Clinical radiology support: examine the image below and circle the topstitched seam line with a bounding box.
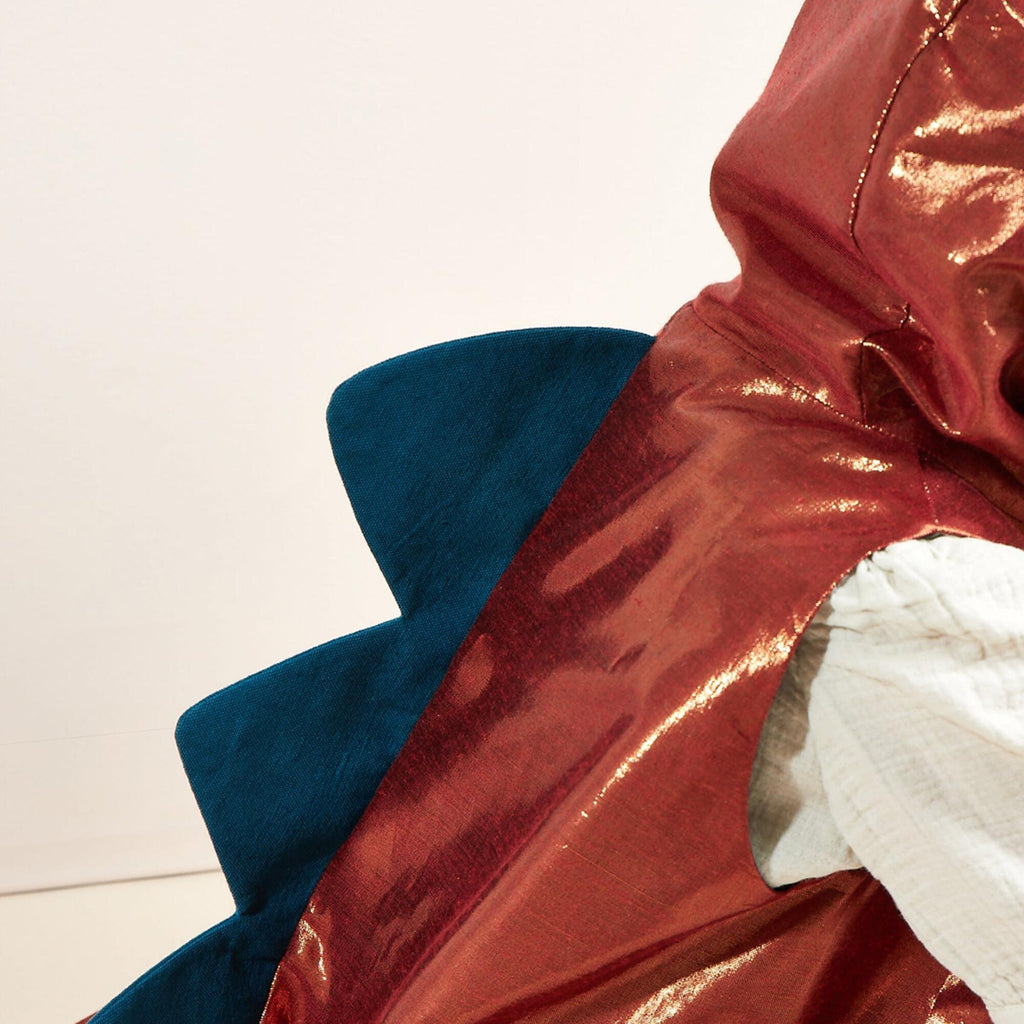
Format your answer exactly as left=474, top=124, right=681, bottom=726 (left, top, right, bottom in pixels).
left=919, top=457, right=940, bottom=526
left=857, top=303, right=912, bottom=427
left=690, top=302, right=901, bottom=436
left=687, top=303, right=1024, bottom=530
left=848, top=0, right=975, bottom=247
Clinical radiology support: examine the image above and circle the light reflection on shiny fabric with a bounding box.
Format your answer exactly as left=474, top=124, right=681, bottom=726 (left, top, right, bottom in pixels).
left=912, top=99, right=1024, bottom=138
left=784, top=496, right=879, bottom=516
left=740, top=377, right=806, bottom=400
left=619, top=943, right=771, bottom=1024
left=888, top=152, right=1024, bottom=264
left=590, top=631, right=794, bottom=809
left=822, top=453, right=894, bottom=472
left=1004, top=0, right=1024, bottom=31
left=924, top=0, right=963, bottom=24
left=815, top=498, right=873, bottom=513
left=926, top=973, right=971, bottom=1024
left=295, top=919, right=327, bottom=984
left=738, top=377, right=833, bottom=406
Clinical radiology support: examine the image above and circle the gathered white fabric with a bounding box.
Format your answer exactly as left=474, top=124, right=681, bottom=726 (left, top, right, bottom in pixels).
left=749, top=534, right=1024, bottom=1021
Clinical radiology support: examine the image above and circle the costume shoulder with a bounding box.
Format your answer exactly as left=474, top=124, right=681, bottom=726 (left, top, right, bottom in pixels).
left=90, top=325, right=653, bottom=1024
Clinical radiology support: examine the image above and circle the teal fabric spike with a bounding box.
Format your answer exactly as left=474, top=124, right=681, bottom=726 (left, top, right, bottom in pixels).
left=89, top=325, right=654, bottom=1024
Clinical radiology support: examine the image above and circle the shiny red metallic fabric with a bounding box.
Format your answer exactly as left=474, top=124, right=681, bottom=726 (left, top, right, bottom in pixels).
left=261, top=0, right=1024, bottom=1020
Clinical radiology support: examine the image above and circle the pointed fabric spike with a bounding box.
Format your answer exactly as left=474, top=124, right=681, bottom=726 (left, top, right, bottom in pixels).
left=176, top=621, right=408, bottom=908
left=88, top=326, right=653, bottom=1024
left=331, top=327, right=656, bottom=616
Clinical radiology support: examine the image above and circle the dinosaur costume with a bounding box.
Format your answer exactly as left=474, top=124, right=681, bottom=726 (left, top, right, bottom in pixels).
left=89, top=0, right=1024, bottom=1020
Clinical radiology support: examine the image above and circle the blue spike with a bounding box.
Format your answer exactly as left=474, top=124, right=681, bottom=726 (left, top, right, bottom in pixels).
left=331, top=327, right=655, bottom=615
left=89, top=326, right=654, bottom=1024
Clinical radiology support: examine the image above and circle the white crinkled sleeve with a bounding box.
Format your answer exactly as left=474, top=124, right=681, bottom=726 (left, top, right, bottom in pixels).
left=805, top=535, right=1024, bottom=1014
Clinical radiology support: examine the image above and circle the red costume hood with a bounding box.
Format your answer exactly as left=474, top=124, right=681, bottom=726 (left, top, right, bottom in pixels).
left=698, top=0, right=1024, bottom=506
left=257, top=2, right=1024, bottom=1021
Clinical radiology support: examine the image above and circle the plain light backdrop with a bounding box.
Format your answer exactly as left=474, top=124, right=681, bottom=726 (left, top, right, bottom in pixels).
left=2, top=0, right=806, bottom=896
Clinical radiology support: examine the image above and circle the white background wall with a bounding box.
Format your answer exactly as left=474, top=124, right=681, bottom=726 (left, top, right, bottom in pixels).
left=1, top=0, right=804, bottom=898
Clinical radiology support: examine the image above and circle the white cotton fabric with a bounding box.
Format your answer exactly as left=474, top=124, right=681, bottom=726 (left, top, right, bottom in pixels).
left=749, top=534, right=1024, bottom=1018
left=991, top=1008, right=1024, bottom=1024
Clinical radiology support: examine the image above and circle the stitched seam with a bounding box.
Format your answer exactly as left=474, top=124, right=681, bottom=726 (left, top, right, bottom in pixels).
left=858, top=331, right=868, bottom=424
left=688, top=303, right=1024, bottom=530
left=691, top=302, right=905, bottom=438
left=919, top=453, right=940, bottom=526
left=857, top=303, right=912, bottom=426
left=848, top=0, right=975, bottom=246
